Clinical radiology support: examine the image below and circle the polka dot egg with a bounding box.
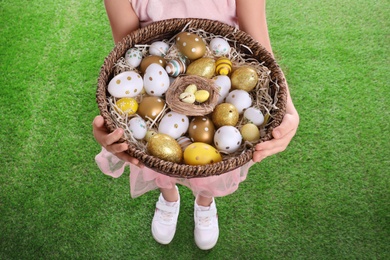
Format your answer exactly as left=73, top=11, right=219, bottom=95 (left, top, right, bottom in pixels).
left=175, top=32, right=206, bottom=60
left=107, top=71, right=143, bottom=98
left=143, top=63, right=170, bottom=97
left=158, top=111, right=189, bottom=139
left=214, top=126, right=242, bottom=154
left=183, top=142, right=222, bottom=165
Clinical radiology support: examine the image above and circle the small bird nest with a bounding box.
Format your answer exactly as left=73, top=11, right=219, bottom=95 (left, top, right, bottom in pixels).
left=165, top=75, right=219, bottom=116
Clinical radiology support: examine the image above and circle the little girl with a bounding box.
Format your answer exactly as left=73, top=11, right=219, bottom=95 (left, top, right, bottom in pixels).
left=94, top=0, right=299, bottom=250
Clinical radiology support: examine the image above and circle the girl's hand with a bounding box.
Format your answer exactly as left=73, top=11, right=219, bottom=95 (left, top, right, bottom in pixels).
left=253, top=99, right=299, bottom=162
left=92, top=115, right=144, bottom=167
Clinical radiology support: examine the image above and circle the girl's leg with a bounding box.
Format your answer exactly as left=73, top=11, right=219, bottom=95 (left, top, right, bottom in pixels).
left=194, top=195, right=219, bottom=250
left=160, top=186, right=179, bottom=202
left=196, top=195, right=213, bottom=206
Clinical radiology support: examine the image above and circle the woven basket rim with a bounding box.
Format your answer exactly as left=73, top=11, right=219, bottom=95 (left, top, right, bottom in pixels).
left=96, top=18, right=287, bottom=178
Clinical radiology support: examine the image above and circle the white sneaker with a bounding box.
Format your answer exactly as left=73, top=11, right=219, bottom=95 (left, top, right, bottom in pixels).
left=151, top=186, right=180, bottom=244
left=194, top=198, right=219, bottom=250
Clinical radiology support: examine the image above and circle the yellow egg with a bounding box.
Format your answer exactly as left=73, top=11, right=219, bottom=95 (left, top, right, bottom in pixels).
left=215, top=57, right=232, bottom=76
left=186, top=58, right=215, bottom=79
left=183, top=142, right=222, bottom=165
left=140, top=55, right=167, bottom=74
left=147, top=134, right=182, bottom=163
left=115, top=97, right=138, bottom=115
left=188, top=116, right=215, bottom=144
left=176, top=32, right=206, bottom=60
left=138, top=96, right=166, bottom=120
left=194, top=90, right=210, bottom=103
left=211, top=103, right=239, bottom=128
left=231, top=66, right=259, bottom=92
left=144, top=130, right=157, bottom=142
left=240, top=123, right=260, bottom=142
left=184, top=84, right=197, bottom=94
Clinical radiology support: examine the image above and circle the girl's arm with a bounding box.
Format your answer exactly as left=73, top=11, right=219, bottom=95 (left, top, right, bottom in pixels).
left=104, top=0, right=140, bottom=44
left=236, top=0, right=300, bottom=162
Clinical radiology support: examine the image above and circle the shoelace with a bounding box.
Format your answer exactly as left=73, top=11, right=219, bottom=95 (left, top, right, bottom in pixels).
left=197, top=216, right=211, bottom=227
left=159, top=210, right=174, bottom=223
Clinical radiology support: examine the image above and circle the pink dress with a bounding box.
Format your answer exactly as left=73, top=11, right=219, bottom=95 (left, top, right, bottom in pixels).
left=95, top=0, right=255, bottom=198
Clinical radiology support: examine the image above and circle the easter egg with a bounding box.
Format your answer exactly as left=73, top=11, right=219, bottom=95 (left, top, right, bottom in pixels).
left=144, top=130, right=157, bottom=142
left=108, top=71, right=143, bottom=98
left=149, top=41, right=169, bottom=57
left=177, top=136, right=193, bottom=151
left=184, top=84, right=197, bottom=94
left=128, top=116, right=147, bottom=140
left=176, top=32, right=206, bottom=60
left=179, top=92, right=195, bottom=104
left=158, top=111, right=189, bottom=139
left=143, top=63, right=170, bottom=97
left=214, top=126, right=242, bottom=153
left=186, top=57, right=215, bottom=79
left=215, top=57, right=232, bottom=76
left=209, top=37, right=230, bottom=56
left=225, top=89, right=252, bottom=114
left=240, top=123, right=260, bottom=142
left=115, top=97, right=138, bottom=116
left=165, top=58, right=186, bottom=77
left=138, top=96, right=165, bottom=120
left=140, top=55, right=167, bottom=74
left=125, top=48, right=143, bottom=68
left=213, top=75, right=231, bottom=104
left=147, top=134, right=182, bottom=163
left=183, top=142, right=222, bottom=165
left=211, top=103, right=239, bottom=128
left=231, top=66, right=258, bottom=92
left=194, top=90, right=210, bottom=103
left=243, top=107, right=264, bottom=126
left=188, top=116, right=215, bottom=144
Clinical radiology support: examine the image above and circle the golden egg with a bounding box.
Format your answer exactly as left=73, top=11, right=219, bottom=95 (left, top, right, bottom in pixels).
left=186, top=57, right=215, bottom=79
left=140, top=55, right=167, bottom=74
left=183, top=142, right=222, bottom=165
left=231, top=66, right=259, bottom=92
left=215, top=57, right=232, bottom=76
left=138, top=96, right=165, bottom=120
left=115, top=97, right=138, bottom=116
left=176, top=32, right=206, bottom=60
left=211, top=103, right=239, bottom=128
left=147, top=134, right=182, bottom=163
left=188, top=116, right=215, bottom=144
left=240, top=123, right=260, bottom=142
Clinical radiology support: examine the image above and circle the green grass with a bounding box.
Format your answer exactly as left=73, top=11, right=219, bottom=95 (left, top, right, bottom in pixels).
left=1, top=0, right=389, bottom=259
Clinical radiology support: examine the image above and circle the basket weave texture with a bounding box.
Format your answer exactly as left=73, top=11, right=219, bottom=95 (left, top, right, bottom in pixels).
left=96, top=18, right=287, bottom=178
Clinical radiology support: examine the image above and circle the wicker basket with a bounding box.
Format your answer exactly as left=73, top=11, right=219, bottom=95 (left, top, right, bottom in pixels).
left=97, top=18, right=287, bottom=178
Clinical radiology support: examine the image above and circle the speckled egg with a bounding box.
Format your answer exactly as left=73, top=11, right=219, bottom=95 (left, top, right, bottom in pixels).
left=211, top=103, right=239, bottom=128
left=175, top=32, right=206, bottom=60
left=108, top=71, right=143, bottom=98
left=231, top=66, right=258, bottom=92
left=125, top=48, right=143, bottom=68
left=214, top=126, right=242, bottom=154
left=209, top=37, right=230, bottom=56
left=188, top=116, right=215, bottom=144
left=128, top=116, right=147, bottom=140
left=147, top=134, right=182, bottom=163
left=183, top=142, right=222, bottom=165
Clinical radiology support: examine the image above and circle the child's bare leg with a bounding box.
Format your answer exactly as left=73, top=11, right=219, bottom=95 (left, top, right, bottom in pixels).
left=160, top=186, right=179, bottom=202
left=196, top=195, right=213, bottom=206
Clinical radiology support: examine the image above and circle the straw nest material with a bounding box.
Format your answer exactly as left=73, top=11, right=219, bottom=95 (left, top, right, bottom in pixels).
left=96, top=18, right=287, bottom=178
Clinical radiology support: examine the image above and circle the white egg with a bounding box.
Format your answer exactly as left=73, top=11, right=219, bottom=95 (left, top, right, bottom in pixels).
left=143, top=63, right=170, bottom=97
left=158, top=112, right=189, bottom=139
left=108, top=71, right=143, bottom=98
left=213, top=75, right=231, bottom=104
left=214, top=126, right=242, bottom=153
left=243, top=107, right=264, bottom=126
left=128, top=117, right=147, bottom=140
left=125, top=48, right=143, bottom=68
left=149, top=41, right=169, bottom=57
left=209, top=37, right=230, bottom=56
left=225, top=89, right=252, bottom=114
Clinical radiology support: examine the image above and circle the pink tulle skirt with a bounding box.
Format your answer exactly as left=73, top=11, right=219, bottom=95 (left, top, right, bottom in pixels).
left=95, top=147, right=254, bottom=198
